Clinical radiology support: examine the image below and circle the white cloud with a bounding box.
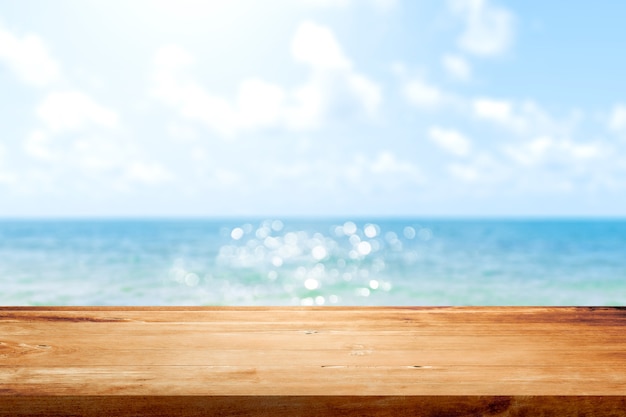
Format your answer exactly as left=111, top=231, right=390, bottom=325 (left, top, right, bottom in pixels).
left=151, top=45, right=233, bottom=135
left=167, top=122, right=198, bottom=142
left=72, top=137, right=132, bottom=172
left=370, top=0, right=398, bottom=11
left=404, top=78, right=445, bottom=108
left=447, top=153, right=506, bottom=185
left=300, top=0, right=396, bottom=10
left=344, top=152, right=423, bottom=187
left=261, top=151, right=422, bottom=195
left=504, top=136, right=550, bottom=165
left=0, top=170, right=17, bottom=185
left=442, top=54, right=471, bottom=80
left=289, top=21, right=381, bottom=121
left=76, top=140, right=176, bottom=188
left=399, top=66, right=463, bottom=111
left=390, top=61, right=407, bottom=77
left=428, top=126, right=471, bottom=156
left=609, top=104, right=626, bottom=131
left=159, top=76, right=288, bottom=136
left=151, top=47, right=287, bottom=135
left=450, top=0, right=514, bottom=56
left=492, top=135, right=624, bottom=195
left=286, top=82, right=325, bottom=130
left=37, top=91, right=119, bottom=133
left=238, top=79, right=287, bottom=128
left=124, top=161, right=173, bottom=185
left=0, top=145, right=16, bottom=185
left=179, top=88, right=238, bottom=136
left=20, top=90, right=140, bottom=195
left=154, top=44, right=195, bottom=77
left=21, top=118, right=173, bottom=194
left=291, top=21, right=351, bottom=71
left=299, top=0, right=351, bottom=8
left=472, top=97, right=575, bottom=137
left=212, top=168, right=242, bottom=187
left=370, top=151, right=421, bottom=179
left=151, top=22, right=381, bottom=136
left=24, top=130, right=56, bottom=161
left=504, top=136, right=603, bottom=166
left=448, top=163, right=480, bottom=182
left=566, top=142, right=601, bottom=159
left=149, top=0, right=233, bottom=19
left=473, top=97, right=515, bottom=124
left=0, top=25, right=60, bottom=86
left=347, top=73, right=381, bottom=116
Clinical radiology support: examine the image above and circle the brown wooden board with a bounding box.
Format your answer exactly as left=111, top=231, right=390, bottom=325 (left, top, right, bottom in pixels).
left=1, top=307, right=625, bottom=416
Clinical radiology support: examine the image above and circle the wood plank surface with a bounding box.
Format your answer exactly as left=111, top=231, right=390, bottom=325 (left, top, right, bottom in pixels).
left=1, top=307, right=625, bottom=416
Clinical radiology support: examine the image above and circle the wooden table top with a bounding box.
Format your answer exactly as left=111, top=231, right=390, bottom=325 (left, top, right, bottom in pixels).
left=1, top=306, right=625, bottom=416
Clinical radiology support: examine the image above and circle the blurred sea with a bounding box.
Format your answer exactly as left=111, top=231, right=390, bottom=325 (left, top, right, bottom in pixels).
left=0, top=218, right=624, bottom=306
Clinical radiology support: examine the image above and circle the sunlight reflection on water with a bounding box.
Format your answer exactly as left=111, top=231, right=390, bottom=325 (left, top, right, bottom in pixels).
left=1, top=219, right=625, bottom=306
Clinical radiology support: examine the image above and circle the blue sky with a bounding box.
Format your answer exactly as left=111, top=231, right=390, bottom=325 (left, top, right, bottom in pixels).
left=1, top=0, right=626, bottom=217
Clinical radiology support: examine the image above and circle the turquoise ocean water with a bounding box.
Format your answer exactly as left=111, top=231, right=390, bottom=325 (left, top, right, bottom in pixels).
left=0, top=219, right=624, bottom=306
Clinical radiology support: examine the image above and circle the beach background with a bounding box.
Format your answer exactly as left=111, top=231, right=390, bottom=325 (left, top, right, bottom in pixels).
left=2, top=218, right=624, bottom=306
left=1, top=1, right=626, bottom=306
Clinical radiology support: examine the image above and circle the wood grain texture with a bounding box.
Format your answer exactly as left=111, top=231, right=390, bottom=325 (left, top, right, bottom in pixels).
left=1, top=307, right=625, bottom=416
